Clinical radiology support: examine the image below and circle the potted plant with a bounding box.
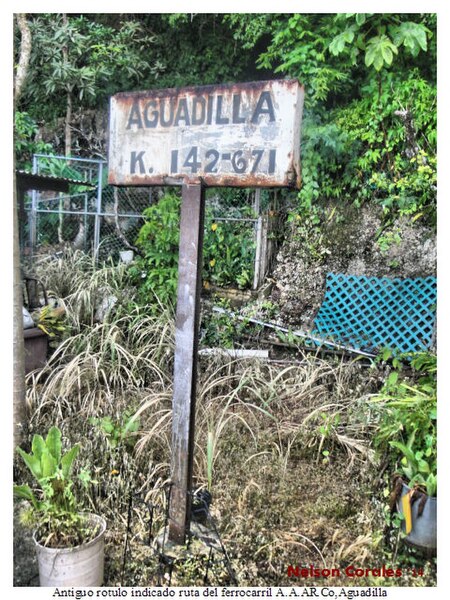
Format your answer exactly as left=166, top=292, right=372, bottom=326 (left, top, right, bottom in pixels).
left=389, top=441, right=437, bottom=552
left=371, top=351, right=437, bottom=552
left=14, top=426, right=106, bottom=586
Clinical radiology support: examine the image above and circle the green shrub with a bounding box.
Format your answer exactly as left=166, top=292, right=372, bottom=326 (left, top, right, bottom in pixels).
left=370, top=352, right=437, bottom=496
left=131, top=192, right=181, bottom=307
left=130, top=192, right=256, bottom=307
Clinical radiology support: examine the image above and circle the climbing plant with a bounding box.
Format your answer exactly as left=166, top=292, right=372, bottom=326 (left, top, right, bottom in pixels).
left=244, top=13, right=437, bottom=228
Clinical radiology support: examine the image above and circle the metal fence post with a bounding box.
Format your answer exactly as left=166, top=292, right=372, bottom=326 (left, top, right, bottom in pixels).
left=93, top=161, right=103, bottom=260
left=253, top=188, right=262, bottom=290
left=29, top=154, right=38, bottom=253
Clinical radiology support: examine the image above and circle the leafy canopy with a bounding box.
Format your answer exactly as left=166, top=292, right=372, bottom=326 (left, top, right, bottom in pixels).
left=15, top=13, right=436, bottom=229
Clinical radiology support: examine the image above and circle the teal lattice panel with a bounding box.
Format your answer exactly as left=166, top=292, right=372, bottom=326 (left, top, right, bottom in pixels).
left=311, top=273, right=437, bottom=354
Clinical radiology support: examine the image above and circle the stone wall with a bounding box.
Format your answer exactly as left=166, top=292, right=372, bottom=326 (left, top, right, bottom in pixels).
left=271, top=203, right=437, bottom=328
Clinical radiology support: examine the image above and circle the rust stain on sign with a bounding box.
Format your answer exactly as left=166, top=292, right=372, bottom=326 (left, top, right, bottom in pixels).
left=108, top=79, right=304, bottom=188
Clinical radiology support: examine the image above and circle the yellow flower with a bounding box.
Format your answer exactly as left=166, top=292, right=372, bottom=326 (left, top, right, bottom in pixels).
left=209, top=259, right=216, bottom=267
left=211, top=223, right=218, bottom=231
left=204, top=281, right=210, bottom=289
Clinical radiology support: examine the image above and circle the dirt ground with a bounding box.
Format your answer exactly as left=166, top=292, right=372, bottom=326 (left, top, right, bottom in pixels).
left=14, top=501, right=40, bottom=586
left=14, top=458, right=437, bottom=589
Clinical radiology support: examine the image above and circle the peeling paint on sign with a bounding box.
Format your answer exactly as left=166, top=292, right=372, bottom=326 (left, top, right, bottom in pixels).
left=108, top=79, right=304, bottom=188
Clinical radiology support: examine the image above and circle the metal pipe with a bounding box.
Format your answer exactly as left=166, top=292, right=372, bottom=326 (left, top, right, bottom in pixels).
left=33, top=208, right=144, bottom=219
left=30, top=154, right=38, bottom=252
left=33, top=153, right=107, bottom=165
left=253, top=189, right=262, bottom=290
left=212, top=306, right=377, bottom=358
left=93, top=162, right=103, bottom=260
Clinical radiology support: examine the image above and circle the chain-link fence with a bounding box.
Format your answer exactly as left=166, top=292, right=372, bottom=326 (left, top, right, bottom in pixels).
left=20, top=154, right=281, bottom=289
left=21, top=154, right=150, bottom=263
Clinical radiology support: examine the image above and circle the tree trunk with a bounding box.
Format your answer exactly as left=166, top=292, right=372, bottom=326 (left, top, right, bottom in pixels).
left=62, top=14, right=72, bottom=157
left=14, top=14, right=31, bottom=106
left=13, top=14, right=31, bottom=448
left=65, top=89, right=72, bottom=157
left=13, top=173, right=27, bottom=449
left=62, top=15, right=72, bottom=245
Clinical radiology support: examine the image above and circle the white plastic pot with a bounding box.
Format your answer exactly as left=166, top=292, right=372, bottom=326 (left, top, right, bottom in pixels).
left=33, top=513, right=106, bottom=587
left=396, top=484, right=436, bottom=551
left=119, top=250, right=134, bottom=264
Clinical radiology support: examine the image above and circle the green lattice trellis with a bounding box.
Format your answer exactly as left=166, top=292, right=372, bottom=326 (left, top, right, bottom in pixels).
left=310, top=273, right=437, bottom=354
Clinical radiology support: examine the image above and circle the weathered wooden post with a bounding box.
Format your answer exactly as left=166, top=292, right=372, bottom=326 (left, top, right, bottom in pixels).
left=108, top=79, right=304, bottom=544
left=169, top=182, right=205, bottom=542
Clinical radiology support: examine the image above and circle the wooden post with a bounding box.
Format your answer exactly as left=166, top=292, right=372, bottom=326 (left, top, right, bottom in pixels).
left=168, top=183, right=205, bottom=544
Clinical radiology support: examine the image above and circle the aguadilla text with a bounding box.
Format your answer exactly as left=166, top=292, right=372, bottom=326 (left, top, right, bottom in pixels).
left=126, top=91, right=276, bottom=130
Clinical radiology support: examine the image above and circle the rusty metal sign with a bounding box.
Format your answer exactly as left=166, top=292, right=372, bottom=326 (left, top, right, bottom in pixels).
left=108, top=79, right=304, bottom=188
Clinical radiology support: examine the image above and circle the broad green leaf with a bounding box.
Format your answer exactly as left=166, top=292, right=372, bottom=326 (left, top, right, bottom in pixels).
left=329, top=29, right=355, bottom=56
left=387, top=371, right=399, bottom=387
left=418, top=460, right=430, bottom=474
left=391, top=22, right=428, bottom=56
left=41, top=447, right=58, bottom=478
left=406, top=430, right=417, bottom=450
left=382, top=348, right=392, bottom=362
left=365, top=35, right=398, bottom=71
left=381, top=45, right=394, bottom=66
left=45, top=426, right=62, bottom=463
left=61, top=445, right=80, bottom=477
left=426, top=474, right=437, bottom=496
left=390, top=440, right=416, bottom=463
left=31, top=435, right=46, bottom=462
left=329, top=36, right=345, bottom=56
left=16, top=447, right=42, bottom=481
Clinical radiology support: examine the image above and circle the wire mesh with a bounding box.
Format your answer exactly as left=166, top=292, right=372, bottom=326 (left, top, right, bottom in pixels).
left=21, top=155, right=281, bottom=290
left=120, top=485, right=237, bottom=587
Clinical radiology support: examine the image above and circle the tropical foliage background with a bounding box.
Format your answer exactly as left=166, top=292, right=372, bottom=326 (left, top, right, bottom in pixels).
left=15, top=13, right=436, bottom=228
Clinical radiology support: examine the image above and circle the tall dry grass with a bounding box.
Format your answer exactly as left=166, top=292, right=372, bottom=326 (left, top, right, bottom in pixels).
left=20, top=250, right=390, bottom=584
